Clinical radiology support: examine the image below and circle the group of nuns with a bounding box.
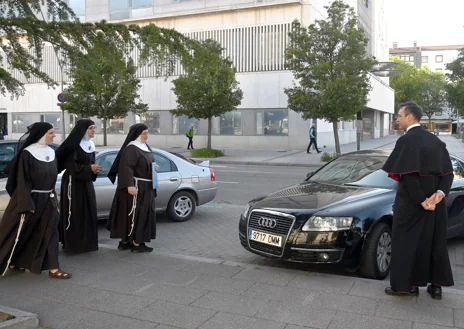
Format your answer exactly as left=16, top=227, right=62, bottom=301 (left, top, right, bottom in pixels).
left=0, top=120, right=157, bottom=279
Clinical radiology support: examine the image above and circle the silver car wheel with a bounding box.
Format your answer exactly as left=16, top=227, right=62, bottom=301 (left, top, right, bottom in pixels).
left=174, top=196, right=193, bottom=218
left=376, top=232, right=392, bottom=273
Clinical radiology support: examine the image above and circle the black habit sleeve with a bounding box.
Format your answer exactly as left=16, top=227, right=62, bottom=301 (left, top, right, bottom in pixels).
left=438, top=174, right=454, bottom=196
left=401, top=173, right=427, bottom=205
left=16, top=152, right=35, bottom=213
left=117, top=146, right=138, bottom=189
left=65, top=150, right=94, bottom=182
left=91, top=152, right=97, bottom=182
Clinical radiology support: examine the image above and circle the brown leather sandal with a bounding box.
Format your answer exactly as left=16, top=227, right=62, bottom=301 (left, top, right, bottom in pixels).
left=49, top=269, right=72, bottom=279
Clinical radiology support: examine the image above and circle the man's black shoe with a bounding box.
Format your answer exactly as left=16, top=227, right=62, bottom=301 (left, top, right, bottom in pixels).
left=385, top=286, right=419, bottom=296
left=427, top=285, right=442, bottom=300
left=118, top=241, right=130, bottom=250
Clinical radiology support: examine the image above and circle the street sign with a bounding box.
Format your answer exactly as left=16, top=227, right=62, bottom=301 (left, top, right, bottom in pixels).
left=57, top=93, right=66, bottom=103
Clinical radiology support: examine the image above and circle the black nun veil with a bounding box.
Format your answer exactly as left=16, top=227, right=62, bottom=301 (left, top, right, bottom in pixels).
left=56, top=119, right=95, bottom=173
left=107, top=123, right=148, bottom=184
left=5, top=122, right=53, bottom=197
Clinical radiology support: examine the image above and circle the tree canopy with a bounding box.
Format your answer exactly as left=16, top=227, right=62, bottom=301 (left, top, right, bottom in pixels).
left=57, top=32, right=148, bottom=146
left=0, top=0, right=197, bottom=99
left=171, top=39, right=243, bottom=150
left=446, top=48, right=464, bottom=117
left=284, top=0, right=376, bottom=154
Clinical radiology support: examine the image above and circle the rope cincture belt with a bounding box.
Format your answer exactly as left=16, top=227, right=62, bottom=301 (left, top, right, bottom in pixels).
left=2, top=189, right=54, bottom=276
left=66, top=176, right=72, bottom=231
left=127, top=177, right=152, bottom=237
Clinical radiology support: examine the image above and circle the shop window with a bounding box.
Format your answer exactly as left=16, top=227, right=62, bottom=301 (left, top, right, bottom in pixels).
left=263, top=110, right=288, bottom=135
left=136, top=111, right=161, bottom=134
left=173, top=115, right=199, bottom=135
left=220, top=112, right=242, bottom=135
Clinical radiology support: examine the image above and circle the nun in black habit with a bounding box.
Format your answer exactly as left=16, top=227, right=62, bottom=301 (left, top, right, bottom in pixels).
left=106, top=123, right=158, bottom=253
left=56, top=119, right=100, bottom=253
left=382, top=101, right=454, bottom=299
left=0, top=122, right=71, bottom=279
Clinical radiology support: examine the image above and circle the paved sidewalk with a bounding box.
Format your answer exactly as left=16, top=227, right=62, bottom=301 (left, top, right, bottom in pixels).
left=0, top=246, right=463, bottom=329
left=172, top=134, right=401, bottom=167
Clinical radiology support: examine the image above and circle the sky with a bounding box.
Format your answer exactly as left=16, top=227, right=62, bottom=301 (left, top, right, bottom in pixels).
left=385, top=0, right=464, bottom=47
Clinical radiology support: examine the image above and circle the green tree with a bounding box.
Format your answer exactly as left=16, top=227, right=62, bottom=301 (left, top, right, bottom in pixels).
left=418, top=69, right=448, bottom=128
left=389, top=57, right=424, bottom=112
left=446, top=49, right=464, bottom=117
left=58, top=33, right=148, bottom=146
left=284, top=0, right=376, bottom=155
left=171, top=39, right=243, bottom=150
left=0, top=0, right=196, bottom=99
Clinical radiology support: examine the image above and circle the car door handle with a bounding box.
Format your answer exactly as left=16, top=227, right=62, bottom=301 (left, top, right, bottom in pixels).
left=170, top=177, right=179, bottom=181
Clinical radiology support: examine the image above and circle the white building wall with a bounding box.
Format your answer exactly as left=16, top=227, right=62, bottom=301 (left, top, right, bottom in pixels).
left=421, top=49, right=460, bottom=73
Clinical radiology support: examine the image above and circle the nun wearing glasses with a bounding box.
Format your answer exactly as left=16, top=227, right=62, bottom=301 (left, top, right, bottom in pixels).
left=56, top=119, right=100, bottom=253
left=0, top=122, right=71, bottom=279
left=107, top=123, right=158, bottom=253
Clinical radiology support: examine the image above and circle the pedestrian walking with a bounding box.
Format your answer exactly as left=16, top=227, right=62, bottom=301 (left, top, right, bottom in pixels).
left=2, top=126, right=8, bottom=140
left=187, top=124, right=195, bottom=150
left=106, top=123, right=158, bottom=253
left=56, top=119, right=100, bottom=253
left=382, top=101, right=454, bottom=299
left=0, top=122, right=71, bottom=279
left=306, top=123, right=321, bottom=154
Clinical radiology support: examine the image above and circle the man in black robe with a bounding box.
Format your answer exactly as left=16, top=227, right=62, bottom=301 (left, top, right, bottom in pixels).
left=382, top=101, right=454, bottom=299
left=56, top=119, right=101, bottom=253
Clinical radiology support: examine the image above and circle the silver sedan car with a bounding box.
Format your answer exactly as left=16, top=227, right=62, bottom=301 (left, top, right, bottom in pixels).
left=0, top=148, right=217, bottom=222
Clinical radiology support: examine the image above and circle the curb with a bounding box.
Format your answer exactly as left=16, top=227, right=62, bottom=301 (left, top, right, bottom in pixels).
left=0, top=306, right=38, bottom=329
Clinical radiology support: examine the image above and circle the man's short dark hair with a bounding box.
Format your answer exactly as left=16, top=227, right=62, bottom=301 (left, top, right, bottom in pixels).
left=399, top=101, right=422, bottom=122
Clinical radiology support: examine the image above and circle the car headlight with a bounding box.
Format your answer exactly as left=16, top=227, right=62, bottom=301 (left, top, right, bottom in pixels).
left=302, top=216, right=353, bottom=231
left=242, top=204, right=251, bottom=220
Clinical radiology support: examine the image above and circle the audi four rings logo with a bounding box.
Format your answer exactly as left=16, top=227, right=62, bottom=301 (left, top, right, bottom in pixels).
left=258, top=217, right=277, bottom=228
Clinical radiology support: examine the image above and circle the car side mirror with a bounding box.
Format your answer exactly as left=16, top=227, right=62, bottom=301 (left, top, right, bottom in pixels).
left=306, top=172, right=313, bottom=178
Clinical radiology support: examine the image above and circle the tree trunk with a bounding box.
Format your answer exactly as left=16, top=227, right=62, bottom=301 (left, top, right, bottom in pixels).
left=103, top=117, right=107, bottom=146
left=333, top=121, right=341, bottom=155
left=207, top=117, right=212, bottom=150
left=429, top=117, right=432, bottom=131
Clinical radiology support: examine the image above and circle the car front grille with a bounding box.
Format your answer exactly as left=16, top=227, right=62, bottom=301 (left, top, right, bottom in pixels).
left=247, top=210, right=296, bottom=257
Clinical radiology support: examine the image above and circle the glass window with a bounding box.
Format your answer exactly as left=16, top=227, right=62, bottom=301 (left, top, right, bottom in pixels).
left=220, top=112, right=242, bottom=135
left=153, top=152, right=174, bottom=173
left=110, top=11, right=130, bottom=20
left=133, top=0, right=152, bottom=8
left=436, top=55, right=443, bottom=63
left=422, top=56, right=428, bottom=63
left=256, top=111, right=263, bottom=135
left=96, top=151, right=118, bottom=177
left=0, top=142, right=17, bottom=176
left=173, top=115, right=199, bottom=135
left=409, top=55, right=414, bottom=62
left=110, top=0, right=128, bottom=11
left=106, top=118, right=125, bottom=134
left=264, top=110, right=288, bottom=135
left=309, top=155, right=397, bottom=188
left=42, top=113, right=62, bottom=134
left=69, top=0, right=85, bottom=15
left=12, top=113, right=41, bottom=133
left=136, top=112, right=160, bottom=134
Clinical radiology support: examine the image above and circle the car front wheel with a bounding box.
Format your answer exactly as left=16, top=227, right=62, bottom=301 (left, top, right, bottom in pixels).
left=359, top=222, right=392, bottom=280
left=167, top=191, right=196, bottom=222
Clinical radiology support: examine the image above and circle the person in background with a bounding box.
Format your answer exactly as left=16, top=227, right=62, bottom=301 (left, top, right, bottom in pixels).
left=0, top=122, right=71, bottom=279
left=107, top=123, right=158, bottom=253
left=382, top=101, right=454, bottom=300
left=307, top=123, right=321, bottom=154
left=56, top=119, right=100, bottom=253
left=187, top=124, right=195, bottom=150
left=3, top=127, right=8, bottom=140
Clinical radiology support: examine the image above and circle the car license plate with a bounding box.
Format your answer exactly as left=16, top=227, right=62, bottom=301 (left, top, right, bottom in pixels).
left=248, top=229, right=282, bottom=247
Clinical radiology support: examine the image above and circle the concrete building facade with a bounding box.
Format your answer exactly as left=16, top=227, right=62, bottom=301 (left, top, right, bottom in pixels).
left=0, top=0, right=394, bottom=148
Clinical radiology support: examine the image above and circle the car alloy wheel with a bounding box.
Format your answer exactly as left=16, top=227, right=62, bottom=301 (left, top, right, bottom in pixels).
left=376, top=232, right=391, bottom=273
left=174, top=196, right=193, bottom=218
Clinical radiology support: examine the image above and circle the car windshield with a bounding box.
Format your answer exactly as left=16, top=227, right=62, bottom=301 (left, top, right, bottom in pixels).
left=308, top=155, right=398, bottom=189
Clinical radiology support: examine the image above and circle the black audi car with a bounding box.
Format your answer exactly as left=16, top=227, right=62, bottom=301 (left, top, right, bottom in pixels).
left=239, top=150, right=464, bottom=280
